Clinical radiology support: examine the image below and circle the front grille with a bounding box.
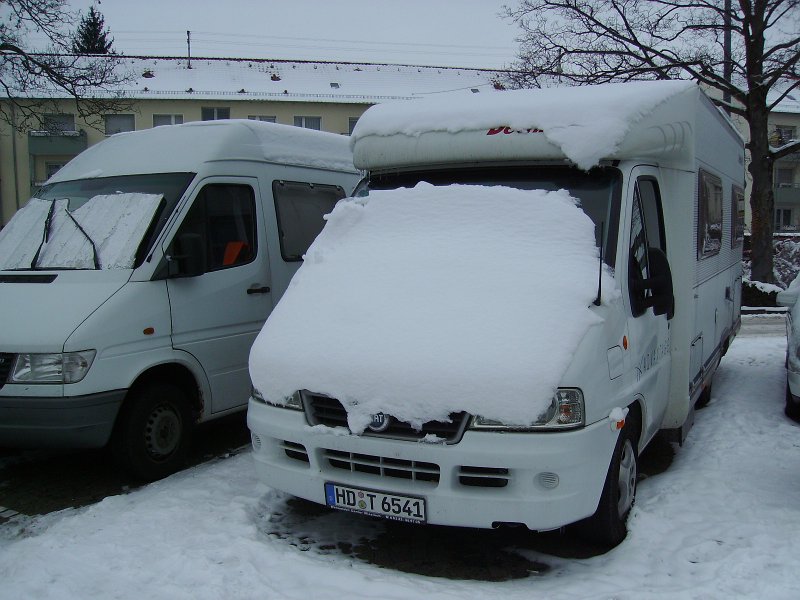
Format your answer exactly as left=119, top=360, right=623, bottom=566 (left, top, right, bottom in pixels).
left=458, top=466, right=510, bottom=488
left=0, top=353, right=14, bottom=390
left=324, top=449, right=440, bottom=484
left=303, top=392, right=469, bottom=443
left=281, top=440, right=310, bottom=464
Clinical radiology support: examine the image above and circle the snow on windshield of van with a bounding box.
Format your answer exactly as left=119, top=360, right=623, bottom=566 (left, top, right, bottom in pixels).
left=351, top=80, right=694, bottom=170
left=0, top=193, right=162, bottom=270
left=249, top=183, right=617, bottom=431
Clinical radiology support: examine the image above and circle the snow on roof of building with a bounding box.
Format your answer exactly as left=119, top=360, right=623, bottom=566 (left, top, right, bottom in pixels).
left=17, top=55, right=502, bottom=104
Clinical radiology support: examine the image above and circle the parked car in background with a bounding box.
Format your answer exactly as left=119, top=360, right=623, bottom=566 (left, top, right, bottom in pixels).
left=777, top=279, right=800, bottom=420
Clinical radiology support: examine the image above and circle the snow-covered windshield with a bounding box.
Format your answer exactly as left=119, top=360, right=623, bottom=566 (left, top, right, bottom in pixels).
left=0, top=173, right=193, bottom=271
left=357, top=165, right=622, bottom=267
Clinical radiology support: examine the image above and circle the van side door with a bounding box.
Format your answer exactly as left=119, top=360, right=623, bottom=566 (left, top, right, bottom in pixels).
left=164, top=177, right=272, bottom=414
left=625, top=167, right=673, bottom=435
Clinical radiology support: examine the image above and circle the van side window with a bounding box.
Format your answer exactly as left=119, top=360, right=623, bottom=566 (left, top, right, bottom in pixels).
left=698, top=170, right=723, bottom=258
left=273, top=180, right=346, bottom=261
left=731, top=185, right=745, bottom=247
left=173, top=183, right=257, bottom=273
left=630, top=186, right=651, bottom=290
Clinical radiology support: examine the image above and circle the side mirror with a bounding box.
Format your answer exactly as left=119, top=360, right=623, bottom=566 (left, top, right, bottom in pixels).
left=168, top=232, right=206, bottom=278
left=645, top=248, right=675, bottom=319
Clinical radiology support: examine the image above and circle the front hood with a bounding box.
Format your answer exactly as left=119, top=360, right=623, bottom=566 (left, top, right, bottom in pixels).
left=0, top=271, right=130, bottom=352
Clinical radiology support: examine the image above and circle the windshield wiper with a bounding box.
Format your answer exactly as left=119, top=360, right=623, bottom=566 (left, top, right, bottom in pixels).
left=65, top=209, right=100, bottom=269
left=29, top=200, right=57, bottom=269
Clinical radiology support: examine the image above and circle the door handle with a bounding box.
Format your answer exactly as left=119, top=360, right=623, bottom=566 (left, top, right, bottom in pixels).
left=247, top=286, right=271, bottom=295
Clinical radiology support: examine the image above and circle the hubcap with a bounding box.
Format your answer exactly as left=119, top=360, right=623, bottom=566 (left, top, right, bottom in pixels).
left=617, top=439, right=637, bottom=517
left=144, top=404, right=182, bottom=460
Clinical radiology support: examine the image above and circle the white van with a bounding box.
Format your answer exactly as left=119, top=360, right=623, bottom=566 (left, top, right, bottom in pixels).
left=247, top=81, right=745, bottom=546
left=0, top=120, right=359, bottom=480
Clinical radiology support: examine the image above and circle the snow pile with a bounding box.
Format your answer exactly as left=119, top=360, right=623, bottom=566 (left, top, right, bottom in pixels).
left=0, top=193, right=162, bottom=270
left=250, top=183, right=613, bottom=431
left=351, top=80, right=695, bottom=170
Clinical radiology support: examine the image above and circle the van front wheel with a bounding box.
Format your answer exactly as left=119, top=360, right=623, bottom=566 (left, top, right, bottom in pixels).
left=112, top=382, right=194, bottom=481
left=572, top=418, right=638, bottom=548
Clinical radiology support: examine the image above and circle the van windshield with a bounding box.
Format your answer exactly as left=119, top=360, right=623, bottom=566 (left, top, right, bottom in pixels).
left=0, top=173, right=193, bottom=271
left=358, top=166, right=622, bottom=268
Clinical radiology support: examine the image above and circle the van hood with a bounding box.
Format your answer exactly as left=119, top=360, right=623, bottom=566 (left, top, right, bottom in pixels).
left=0, top=271, right=130, bottom=352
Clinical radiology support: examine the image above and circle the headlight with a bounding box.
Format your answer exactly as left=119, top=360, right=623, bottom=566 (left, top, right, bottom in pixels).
left=11, top=350, right=96, bottom=384
left=254, top=388, right=303, bottom=411
left=470, top=388, right=585, bottom=431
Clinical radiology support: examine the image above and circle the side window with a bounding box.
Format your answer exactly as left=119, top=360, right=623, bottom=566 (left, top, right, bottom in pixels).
left=698, top=170, right=723, bottom=258
left=629, top=177, right=667, bottom=318
left=731, top=185, right=745, bottom=247
left=630, top=186, right=650, bottom=287
left=172, top=184, right=257, bottom=274
left=273, top=180, right=346, bottom=261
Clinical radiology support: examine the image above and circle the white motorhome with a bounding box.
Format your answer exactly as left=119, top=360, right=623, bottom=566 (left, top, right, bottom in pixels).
left=247, top=81, right=745, bottom=546
left=0, top=120, right=359, bottom=480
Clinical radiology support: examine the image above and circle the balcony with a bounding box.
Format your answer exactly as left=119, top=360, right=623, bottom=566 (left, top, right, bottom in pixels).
left=776, top=183, right=800, bottom=206
left=28, top=129, right=88, bottom=156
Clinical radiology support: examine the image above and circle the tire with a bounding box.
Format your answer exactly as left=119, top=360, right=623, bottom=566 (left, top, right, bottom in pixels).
left=695, top=381, right=713, bottom=409
left=785, top=380, right=800, bottom=422
left=111, top=381, right=194, bottom=482
left=573, top=415, right=639, bottom=548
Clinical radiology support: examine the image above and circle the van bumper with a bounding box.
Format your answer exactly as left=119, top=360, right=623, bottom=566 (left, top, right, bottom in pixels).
left=247, top=399, right=620, bottom=531
left=0, top=390, right=126, bottom=448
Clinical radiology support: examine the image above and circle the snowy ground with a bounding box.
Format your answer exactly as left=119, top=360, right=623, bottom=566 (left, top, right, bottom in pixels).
left=1, top=326, right=799, bottom=600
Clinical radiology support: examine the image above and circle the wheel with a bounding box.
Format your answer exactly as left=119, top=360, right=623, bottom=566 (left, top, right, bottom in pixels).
left=573, top=415, right=639, bottom=548
left=785, top=380, right=800, bottom=422
left=695, top=381, right=713, bottom=409
left=111, top=381, right=194, bottom=481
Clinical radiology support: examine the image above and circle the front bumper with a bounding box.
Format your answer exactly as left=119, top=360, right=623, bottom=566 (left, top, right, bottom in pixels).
left=247, top=399, right=620, bottom=531
left=0, top=390, right=126, bottom=448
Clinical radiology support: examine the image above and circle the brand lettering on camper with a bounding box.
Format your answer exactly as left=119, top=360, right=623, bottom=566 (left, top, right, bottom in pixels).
left=486, top=127, right=544, bottom=136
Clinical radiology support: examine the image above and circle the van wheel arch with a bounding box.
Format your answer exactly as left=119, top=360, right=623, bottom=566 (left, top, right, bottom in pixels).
left=110, top=364, right=202, bottom=481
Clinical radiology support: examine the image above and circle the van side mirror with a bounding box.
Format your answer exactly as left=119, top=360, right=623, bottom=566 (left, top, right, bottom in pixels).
left=643, top=247, right=675, bottom=319
left=168, top=233, right=206, bottom=278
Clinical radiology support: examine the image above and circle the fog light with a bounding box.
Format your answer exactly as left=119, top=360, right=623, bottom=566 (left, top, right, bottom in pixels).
left=537, top=472, right=560, bottom=489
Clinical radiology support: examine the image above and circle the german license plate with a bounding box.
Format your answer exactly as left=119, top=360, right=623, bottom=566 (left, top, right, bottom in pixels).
left=324, top=482, right=426, bottom=523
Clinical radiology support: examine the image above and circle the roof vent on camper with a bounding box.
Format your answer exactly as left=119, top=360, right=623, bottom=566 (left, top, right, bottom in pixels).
left=471, top=88, right=480, bottom=93
left=330, top=82, right=340, bottom=89
left=142, top=69, right=155, bottom=79
left=271, top=73, right=281, bottom=81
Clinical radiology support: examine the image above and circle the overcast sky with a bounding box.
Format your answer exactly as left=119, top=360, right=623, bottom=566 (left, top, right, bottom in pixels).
left=64, top=0, right=521, bottom=69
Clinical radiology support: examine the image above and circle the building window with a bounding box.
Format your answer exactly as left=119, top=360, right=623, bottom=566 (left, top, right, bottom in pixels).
left=201, top=107, right=231, bottom=121
left=776, top=208, right=793, bottom=232
left=153, top=114, right=184, bottom=127
left=41, top=114, right=76, bottom=133
left=248, top=115, right=276, bottom=122
left=776, top=167, right=795, bottom=188
left=45, top=162, right=66, bottom=180
left=774, top=125, right=797, bottom=145
left=348, top=117, right=359, bottom=135
left=293, top=116, right=321, bottom=130
left=697, top=169, right=723, bottom=258
left=104, top=114, right=135, bottom=136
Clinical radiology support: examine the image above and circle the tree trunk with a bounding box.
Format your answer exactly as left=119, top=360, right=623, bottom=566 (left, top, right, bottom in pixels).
left=747, top=100, right=775, bottom=284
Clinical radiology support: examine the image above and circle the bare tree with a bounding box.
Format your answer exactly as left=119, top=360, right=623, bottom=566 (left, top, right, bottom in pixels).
left=505, top=0, right=800, bottom=284
left=0, top=0, right=132, bottom=132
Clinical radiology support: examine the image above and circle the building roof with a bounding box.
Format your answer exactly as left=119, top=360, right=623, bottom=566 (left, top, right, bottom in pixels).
left=42, top=55, right=504, bottom=104
left=770, top=88, right=800, bottom=115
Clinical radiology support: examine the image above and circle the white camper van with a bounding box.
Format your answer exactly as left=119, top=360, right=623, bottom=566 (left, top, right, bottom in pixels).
left=0, top=120, right=359, bottom=480
left=247, top=81, right=745, bottom=546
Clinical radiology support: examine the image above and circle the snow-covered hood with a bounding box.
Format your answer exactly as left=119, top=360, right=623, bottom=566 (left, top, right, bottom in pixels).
left=250, top=183, right=617, bottom=431
left=0, top=271, right=130, bottom=352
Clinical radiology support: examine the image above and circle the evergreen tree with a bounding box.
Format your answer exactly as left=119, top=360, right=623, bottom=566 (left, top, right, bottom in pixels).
left=72, top=5, right=113, bottom=54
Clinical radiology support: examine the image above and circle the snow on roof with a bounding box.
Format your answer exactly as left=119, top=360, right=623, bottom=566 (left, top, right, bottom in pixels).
left=352, top=80, right=699, bottom=170
left=16, top=55, right=501, bottom=104
left=48, top=119, right=357, bottom=182
left=249, top=183, right=613, bottom=431
left=770, top=89, right=800, bottom=114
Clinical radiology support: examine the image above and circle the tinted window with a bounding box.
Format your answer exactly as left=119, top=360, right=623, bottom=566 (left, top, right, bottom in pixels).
left=698, top=170, right=723, bottom=258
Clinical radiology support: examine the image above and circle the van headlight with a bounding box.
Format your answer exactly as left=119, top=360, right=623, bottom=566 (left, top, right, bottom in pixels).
left=470, top=388, right=585, bottom=431
left=253, top=388, right=303, bottom=411
left=10, top=350, right=96, bottom=384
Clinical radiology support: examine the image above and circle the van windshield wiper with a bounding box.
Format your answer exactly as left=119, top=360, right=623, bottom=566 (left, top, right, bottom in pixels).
left=29, top=200, right=57, bottom=269
left=65, top=209, right=101, bottom=269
